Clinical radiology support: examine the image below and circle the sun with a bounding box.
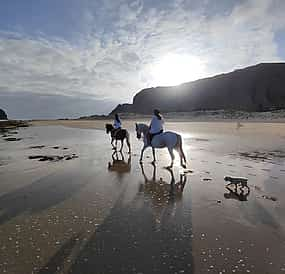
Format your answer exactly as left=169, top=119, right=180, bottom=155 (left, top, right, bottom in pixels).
left=150, top=53, right=205, bottom=86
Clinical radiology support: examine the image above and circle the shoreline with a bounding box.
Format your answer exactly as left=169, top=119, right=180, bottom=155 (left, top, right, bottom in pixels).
left=29, top=119, right=285, bottom=138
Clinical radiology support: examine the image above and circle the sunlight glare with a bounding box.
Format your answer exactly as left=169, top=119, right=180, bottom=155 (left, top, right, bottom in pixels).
left=150, top=53, right=205, bottom=86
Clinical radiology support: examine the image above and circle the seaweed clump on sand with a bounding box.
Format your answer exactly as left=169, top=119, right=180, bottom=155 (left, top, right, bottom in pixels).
left=28, top=154, right=79, bottom=162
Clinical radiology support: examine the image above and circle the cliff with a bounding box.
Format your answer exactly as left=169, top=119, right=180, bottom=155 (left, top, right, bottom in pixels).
left=110, top=63, right=285, bottom=115
left=0, top=109, right=7, bottom=120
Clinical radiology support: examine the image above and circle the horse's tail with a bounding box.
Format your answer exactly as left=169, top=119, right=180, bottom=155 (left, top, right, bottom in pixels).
left=176, top=134, right=186, bottom=164
left=126, top=130, right=131, bottom=152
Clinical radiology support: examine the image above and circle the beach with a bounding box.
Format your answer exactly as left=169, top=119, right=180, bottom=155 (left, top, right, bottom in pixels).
left=1, top=120, right=285, bottom=273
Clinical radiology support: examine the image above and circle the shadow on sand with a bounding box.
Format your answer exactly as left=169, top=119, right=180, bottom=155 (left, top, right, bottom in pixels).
left=63, top=163, right=194, bottom=274
left=38, top=233, right=82, bottom=274
left=0, top=168, right=89, bottom=225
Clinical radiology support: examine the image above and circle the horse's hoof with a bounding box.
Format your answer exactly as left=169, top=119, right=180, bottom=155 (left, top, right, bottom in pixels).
left=182, top=164, right=187, bottom=169
left=151, top=161, right=156, bottom=165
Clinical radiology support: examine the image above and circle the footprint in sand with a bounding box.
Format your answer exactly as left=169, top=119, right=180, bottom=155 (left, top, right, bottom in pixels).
left=261, top=195, right=277, bottom=202
left=29, top=145, right=45, bottom=149
left=248, top=173, right=257, bottom=177
left=254, top=185, right=262, bottom=191
left=270, top=176, right=278, bottom=180
left=202, top=178, right=212, bottom=182
left=184, top=169, right=194, bottom=174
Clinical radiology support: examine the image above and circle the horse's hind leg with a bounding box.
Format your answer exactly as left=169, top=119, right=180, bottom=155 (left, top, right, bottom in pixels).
left=120, top=140, right=123, bottom=152
left=178, top=149, right=187, bottom=168
left=167, top=148, right=175, bottom=168
left=152, top=147, right=156, bottom=164
left=176, top=135, right=187, bottom=168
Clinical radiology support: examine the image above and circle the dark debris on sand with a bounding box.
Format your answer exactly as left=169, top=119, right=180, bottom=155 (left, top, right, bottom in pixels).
left=235, top=150, right=285, bottom=162
left=28, top=154, right=79, bottom=162
left=0, top=120, right=29, bottom=130
left=4, top=137, right=22, bottom=142
left=261, top=195, right=278, bottom=202
left=29, top=145, right=46, bottom=149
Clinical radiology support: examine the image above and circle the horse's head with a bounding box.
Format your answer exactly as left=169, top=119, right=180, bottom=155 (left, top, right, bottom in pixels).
left=135, top=123, right=148, bottom=139
left=105, top=123, right=113, bottom=134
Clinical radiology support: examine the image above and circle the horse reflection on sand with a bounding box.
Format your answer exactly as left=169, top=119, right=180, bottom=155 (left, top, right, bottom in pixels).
left=108, top=151, right=131, bottom=176
left=139, top=163, right=187, bottom=230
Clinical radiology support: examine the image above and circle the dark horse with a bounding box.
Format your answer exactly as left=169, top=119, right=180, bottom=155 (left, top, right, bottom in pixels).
left=105, top=124, right=131, bottom=153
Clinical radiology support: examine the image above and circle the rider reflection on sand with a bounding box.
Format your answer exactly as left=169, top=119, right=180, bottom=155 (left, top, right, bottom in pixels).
left=108, top=151, right=131, bottom=180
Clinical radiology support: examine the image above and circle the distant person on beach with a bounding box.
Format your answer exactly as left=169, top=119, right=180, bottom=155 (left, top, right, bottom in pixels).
left=113, top=113, right=122, bottom=137
left=149, top=109, right=164, bottom=144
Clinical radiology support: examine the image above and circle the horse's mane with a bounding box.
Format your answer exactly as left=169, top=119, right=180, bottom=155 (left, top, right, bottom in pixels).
left=137, top=123, right=149, bottom=129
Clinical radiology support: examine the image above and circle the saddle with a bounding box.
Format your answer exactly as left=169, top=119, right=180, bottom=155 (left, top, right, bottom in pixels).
left=112, top=128, right=122, bottom=138
left=149, top=130, right=163, bottom=145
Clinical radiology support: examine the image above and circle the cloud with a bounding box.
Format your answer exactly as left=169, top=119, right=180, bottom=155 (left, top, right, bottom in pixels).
left=0, top=0, right=284, bottom=118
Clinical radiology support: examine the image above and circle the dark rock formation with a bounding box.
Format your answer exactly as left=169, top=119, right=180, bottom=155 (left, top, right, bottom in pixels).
left=0, top=109, right=7, bottom=120
left=0, top=120, right=29, bottom=129
left=110, top=63, right=285, bottom=115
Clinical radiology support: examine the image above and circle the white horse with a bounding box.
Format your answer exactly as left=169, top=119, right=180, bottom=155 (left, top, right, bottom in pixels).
left=135, top=123, right=187, bottom=168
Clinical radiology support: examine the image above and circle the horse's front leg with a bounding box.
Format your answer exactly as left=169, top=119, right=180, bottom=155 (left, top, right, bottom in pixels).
left=167, top=147, right=175, bottom=169
left=120, top=140, right=123, bottom=152
left=140, top=145, right=147, bottom=163
left=111, top=138, right=116, bottom=150
left=152, top=147, right=156, bottom=165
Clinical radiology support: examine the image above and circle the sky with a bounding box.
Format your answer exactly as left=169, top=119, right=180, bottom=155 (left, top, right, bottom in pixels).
left=0, top=0, right=285, bottom=119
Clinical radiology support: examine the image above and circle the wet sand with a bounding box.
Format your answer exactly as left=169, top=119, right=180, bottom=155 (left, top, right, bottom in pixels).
left=1, top=122, right=285, bottom=273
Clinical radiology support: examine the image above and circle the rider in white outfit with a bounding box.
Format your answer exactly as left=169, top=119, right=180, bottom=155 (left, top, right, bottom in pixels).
left=149, top=109, right=164, bottom=144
